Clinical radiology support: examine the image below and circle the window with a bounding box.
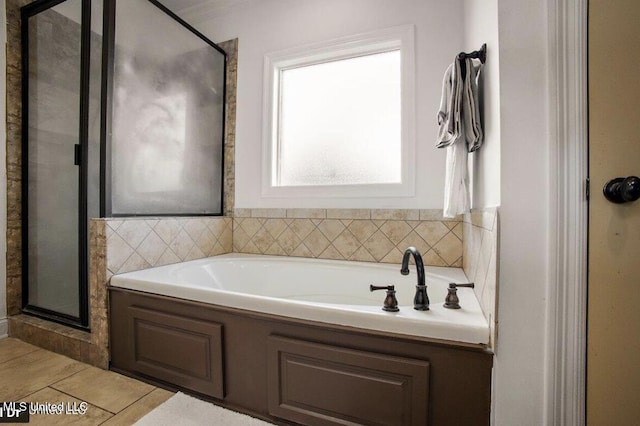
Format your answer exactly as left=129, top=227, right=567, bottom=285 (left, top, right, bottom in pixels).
left=262, top=25, right=415, bottom=198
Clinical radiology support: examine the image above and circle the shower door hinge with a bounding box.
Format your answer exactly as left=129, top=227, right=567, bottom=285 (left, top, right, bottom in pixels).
left=74, top=144, right=81, bottom=166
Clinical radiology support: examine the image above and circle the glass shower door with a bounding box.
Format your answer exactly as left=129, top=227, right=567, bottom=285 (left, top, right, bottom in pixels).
left=22, top=0, right=91, bottom=326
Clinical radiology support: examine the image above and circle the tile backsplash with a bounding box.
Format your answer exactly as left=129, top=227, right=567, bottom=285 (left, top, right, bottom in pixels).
left=463, top=207, right=499, bottom=349
left=233, top=208, right=463, bottom=267
left=105, top=217, right=233, bottom=276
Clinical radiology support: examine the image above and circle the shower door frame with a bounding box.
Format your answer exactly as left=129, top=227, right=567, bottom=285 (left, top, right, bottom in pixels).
left=20, top=0, right=92, bottom=329
left=100, top=0, right=228, bottom=218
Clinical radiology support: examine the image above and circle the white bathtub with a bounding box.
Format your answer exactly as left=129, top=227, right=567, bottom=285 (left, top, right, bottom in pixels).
left=109, top=254, right=489, bottom=345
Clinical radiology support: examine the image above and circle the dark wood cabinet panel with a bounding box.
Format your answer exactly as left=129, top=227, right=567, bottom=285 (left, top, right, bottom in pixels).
left=267, top=335, right=429, bottom=425
left=110, top=288, right=492, bottom=425
left=117, top=304, right=224, bottom=398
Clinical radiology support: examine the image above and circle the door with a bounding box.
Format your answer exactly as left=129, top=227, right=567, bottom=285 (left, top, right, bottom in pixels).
left=587, top=1, right=640, bottom=424
left=21, top=0, right=95, bottom=327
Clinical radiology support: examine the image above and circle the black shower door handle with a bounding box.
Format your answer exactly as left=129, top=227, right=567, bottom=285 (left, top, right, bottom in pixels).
left=74, top=144, right=82, bottom=166
left=603, top=176, right=640, bottom=203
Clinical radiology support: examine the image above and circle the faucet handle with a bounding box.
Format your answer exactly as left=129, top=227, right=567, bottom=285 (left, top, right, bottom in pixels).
left=444, top=283, right=475, bottom=309
left=370, top=285, right=399, bottom=312
left=370, top=285, right=394, bottom=291
left=444, top=286, right=461, bottom=309
left=449, top=282, right=475, bottom=289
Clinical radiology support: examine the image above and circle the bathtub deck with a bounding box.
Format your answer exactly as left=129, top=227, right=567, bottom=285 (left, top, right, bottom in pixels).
left=110, top=254, right=490, bottom=345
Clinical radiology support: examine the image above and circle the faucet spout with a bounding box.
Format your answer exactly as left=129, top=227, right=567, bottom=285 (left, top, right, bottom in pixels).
left=401, top=247, right=425, bottom=286
left=400, top=247, right=429, bottom=310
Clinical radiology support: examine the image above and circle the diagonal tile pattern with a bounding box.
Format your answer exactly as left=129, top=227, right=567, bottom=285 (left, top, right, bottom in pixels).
left=106, top=217, right=233, bottom=275
left=463, top=207, right=499, bottom=348
left=232, top=209, right=463, bottom=267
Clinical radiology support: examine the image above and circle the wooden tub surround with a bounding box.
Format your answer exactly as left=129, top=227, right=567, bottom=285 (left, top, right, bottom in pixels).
left=110, top=288, right=493, bottom=425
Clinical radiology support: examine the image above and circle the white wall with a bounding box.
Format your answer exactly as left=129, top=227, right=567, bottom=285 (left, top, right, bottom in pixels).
left=463, top=0, right=501, bottom=209
left=460, top=0, right=552, bottom=424
left=492, top=0, right=551, bottom=424
left=193, top=0, right=466, bottom=209
left=0, top=0, right=7, bottom=339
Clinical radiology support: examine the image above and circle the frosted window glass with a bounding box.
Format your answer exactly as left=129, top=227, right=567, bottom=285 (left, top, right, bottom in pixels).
left=110, top=0, right=225, bottom=215
left=278, top=50, right=401, bottom=186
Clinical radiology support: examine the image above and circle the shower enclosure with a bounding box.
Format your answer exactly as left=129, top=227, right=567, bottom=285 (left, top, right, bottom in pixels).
left=21, top=0, right=226, bottom=328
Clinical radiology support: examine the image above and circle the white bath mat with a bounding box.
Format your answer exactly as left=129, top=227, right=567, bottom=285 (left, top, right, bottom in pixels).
left=133, top=392, right=275, bottom=426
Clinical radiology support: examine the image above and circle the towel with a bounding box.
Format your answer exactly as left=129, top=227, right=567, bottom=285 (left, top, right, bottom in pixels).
left=462, top=58, right=483, bottom=152
left=436, top=56, right=483, bottom=218
left=435, top=61, right=462, bottom=148
left=442, top=137, right=470, bottom=218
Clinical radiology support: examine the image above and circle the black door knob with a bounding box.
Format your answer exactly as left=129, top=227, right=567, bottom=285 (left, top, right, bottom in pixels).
left=603, top=176, right=640, bottom=203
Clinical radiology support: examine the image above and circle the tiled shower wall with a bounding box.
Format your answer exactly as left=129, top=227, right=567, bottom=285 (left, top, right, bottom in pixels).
left=5, top=0, right=30, bottom=319
left=218, top=38, right=237, bottom=217
left=463, top=208, right=499, bottom=348
left=234, top=208, right=463, bottom=267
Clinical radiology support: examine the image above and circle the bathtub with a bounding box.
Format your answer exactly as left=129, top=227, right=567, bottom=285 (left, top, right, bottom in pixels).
left=109, top=253, right=489, bottom=345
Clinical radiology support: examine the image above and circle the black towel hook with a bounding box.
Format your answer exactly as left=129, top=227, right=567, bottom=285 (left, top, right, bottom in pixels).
left=458, top=43, right=487, bottom=64
left=457, top=43, right=486, bottom=79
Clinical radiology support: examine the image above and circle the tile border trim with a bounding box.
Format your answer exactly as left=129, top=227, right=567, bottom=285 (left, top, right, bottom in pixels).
left=235, top=208, right=462, bottom=222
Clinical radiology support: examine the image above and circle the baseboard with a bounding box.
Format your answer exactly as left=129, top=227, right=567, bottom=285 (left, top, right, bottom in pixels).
left=0, top=317, right=8, bottom=339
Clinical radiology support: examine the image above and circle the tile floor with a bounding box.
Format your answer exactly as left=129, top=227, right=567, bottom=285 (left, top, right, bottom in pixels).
left=0, top=337, right=174, bottom=425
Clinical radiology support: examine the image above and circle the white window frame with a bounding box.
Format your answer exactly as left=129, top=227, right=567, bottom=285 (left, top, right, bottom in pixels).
left=261, top=24, right=416, bottom=198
